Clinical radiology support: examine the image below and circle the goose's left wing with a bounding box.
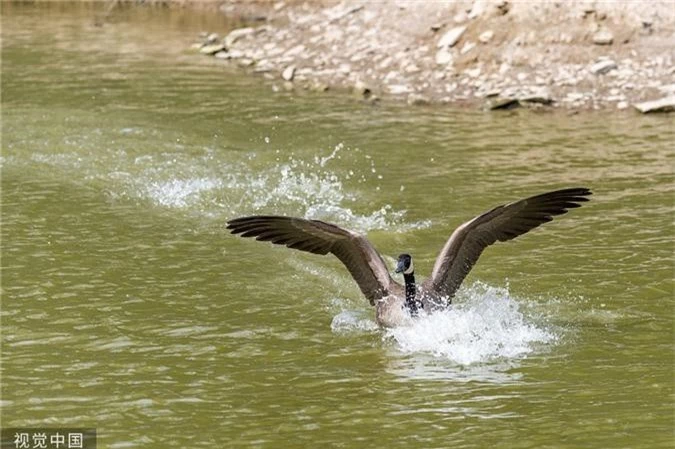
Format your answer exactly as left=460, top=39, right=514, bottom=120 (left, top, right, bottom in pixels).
left=422, top=188, right=592, bottom=300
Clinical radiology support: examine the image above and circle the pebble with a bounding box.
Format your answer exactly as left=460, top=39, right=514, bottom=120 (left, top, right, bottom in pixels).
left=453, top=11, right=468, bottom=23
left=590, top=59, right=618, bottom=75
left=200, top=43, right=226, bottom=55
left=468, top=0, right=487, bottom=19
left=593, top=29, right=614, bottom=45
left=285, top=44, right=306, bottom=57
left=567, top=92, right=585, bottom=101
left=229, top=49, right=244, bottom=59
left=465, top=67, right=482, bottom=78
left=407, top=93, right=430, bottom=106
left=437, top=26, right=467, bottom=48
left=225, top=27, right=256, bottom=48
left=479, top=30, right=495, bottom=43
left=383, top=71, right=399, bottom=83
left=435, top=48, right=453, bottom=65
left=254, top=62, right=274, bottom=73
left=378, top=56, right=393, bottom=69
left=520, top=90, right=553, bottom=105
left=388, top=84, right=412, bottom=95
left=445, top=82, right=458, bottom=93
left=337, top=64, right=351, bottom=75
left=282, top=65, right=296, bottom=81
left=460, top=41, right=476, bottom=55
left=353, top=79, right=371, bottom=96
left=404, top=64, right=421, bottom=74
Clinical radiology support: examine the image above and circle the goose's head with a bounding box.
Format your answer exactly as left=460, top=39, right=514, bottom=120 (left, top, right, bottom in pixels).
left=395, top=253, right=414, bottom=275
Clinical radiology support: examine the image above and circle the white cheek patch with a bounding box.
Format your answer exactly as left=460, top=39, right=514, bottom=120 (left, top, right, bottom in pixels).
left=404, top=260, right=414, bottom=274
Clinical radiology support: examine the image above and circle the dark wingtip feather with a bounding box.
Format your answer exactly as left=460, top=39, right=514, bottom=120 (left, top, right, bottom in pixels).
left=531, top=187, right=592, bottom=212
left=227, top=215, right=286, bottom=233
left=562, top=187, right=592, bottom=198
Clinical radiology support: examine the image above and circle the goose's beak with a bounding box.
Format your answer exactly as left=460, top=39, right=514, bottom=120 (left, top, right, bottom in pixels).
left=395, top=260, right=405, bottom=273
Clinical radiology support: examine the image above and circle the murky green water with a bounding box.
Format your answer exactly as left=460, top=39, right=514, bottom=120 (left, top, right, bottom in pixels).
left=2, top=4, right=674, bottom=448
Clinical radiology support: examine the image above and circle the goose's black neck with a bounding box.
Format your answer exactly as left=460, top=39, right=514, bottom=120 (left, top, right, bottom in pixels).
left=403, top=273, right=422, bottom=315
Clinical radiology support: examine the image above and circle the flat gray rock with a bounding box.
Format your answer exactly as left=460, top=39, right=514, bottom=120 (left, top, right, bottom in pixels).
left=633, top=96, right=675, bottom=113
left=520, top=92, right=553, bottom=105
left=489, top=97, right=521, bottom=110
left=200, top=43, right=226, bottom=55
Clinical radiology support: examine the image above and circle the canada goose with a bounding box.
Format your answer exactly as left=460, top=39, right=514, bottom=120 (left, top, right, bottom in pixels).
left=227, top=187, right=591, bottom=327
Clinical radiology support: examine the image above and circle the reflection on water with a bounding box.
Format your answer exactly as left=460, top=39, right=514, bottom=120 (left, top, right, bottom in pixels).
left=2, top=4, right=674, bottom=449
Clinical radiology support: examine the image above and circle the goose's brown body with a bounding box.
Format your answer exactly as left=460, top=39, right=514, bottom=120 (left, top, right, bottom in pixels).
left=227, top=188, right=592, bottom=327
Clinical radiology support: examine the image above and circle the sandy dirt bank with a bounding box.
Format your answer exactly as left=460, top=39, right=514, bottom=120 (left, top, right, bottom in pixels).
left=159, top=0, right=674, bottom=111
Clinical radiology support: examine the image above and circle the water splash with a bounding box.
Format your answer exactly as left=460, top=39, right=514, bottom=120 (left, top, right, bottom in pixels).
left=214, top=143, right=429, bottom=232
left=143, top=177, right=223, bottom=208
left=331, top=282, right=556, bottom=365
left=22, top=139, right=429, bottom=232
left=384, top=283, right=556, bottom=365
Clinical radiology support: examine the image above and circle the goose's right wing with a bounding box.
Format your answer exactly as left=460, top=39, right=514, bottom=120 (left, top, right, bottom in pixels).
left=227, top=216, right=400, bottom=304
left=423, top=188, right=592, bottom=300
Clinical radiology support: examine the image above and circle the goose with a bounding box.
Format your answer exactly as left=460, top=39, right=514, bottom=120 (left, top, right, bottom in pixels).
left=227, top=187, right=591, bottom=327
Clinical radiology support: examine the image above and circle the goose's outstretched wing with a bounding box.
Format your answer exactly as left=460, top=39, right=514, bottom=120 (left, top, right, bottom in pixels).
left=422, top=188, right=592, bottom=299
left=227, top=216, right=400, bottom=304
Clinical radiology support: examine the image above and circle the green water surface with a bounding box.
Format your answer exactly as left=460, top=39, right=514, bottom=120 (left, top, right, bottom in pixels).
left=2, top=3, right=674, bottom=448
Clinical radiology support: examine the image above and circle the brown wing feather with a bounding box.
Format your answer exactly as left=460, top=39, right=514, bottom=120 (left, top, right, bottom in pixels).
left=227, top=216, right=400, bottom=303
left=422, top=188, right=592, bottom=299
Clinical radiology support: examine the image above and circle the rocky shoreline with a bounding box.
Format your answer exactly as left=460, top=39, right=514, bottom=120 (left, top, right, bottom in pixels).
left=188, top=0, right=675, bottom=112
